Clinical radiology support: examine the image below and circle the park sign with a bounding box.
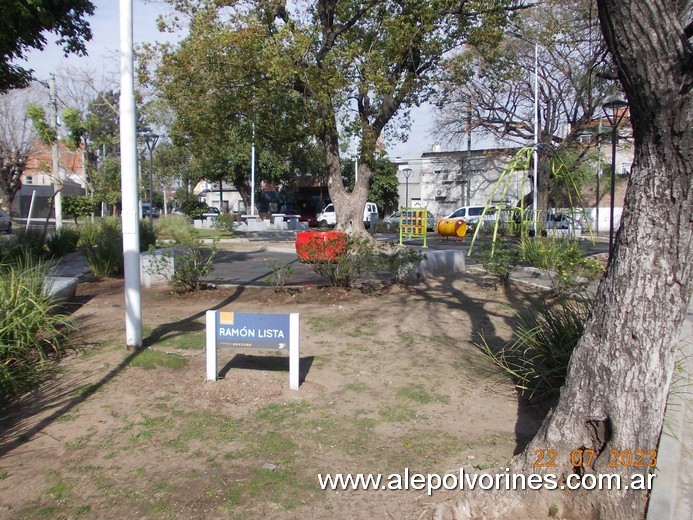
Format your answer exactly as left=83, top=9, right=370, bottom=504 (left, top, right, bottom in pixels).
left=205, top=311, right=300, bottom=390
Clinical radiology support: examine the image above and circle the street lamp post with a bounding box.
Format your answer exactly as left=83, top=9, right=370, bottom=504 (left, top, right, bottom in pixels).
left=142, top=133, right=159, bottom=223
left=602, top=99, right=628, bottom=259
left=402, top=168, right=412, bottom=207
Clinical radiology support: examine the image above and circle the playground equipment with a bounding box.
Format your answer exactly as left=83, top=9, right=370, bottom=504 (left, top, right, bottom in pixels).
left=436, top=218, right=467, bottom=240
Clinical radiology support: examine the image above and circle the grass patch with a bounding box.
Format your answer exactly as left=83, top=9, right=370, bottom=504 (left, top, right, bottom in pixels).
left=255, top=401, right=311, bottom=426
left=128, top=350, right=188, bottom=370
left=378, top=404, right=417, bottom=422
left=47, top=480, right=72, bottom=501
left=396, top=384, right=450, bottom=405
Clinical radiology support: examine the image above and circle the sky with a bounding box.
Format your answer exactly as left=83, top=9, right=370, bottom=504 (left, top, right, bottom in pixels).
left=22, top=0, right=440, bottom=159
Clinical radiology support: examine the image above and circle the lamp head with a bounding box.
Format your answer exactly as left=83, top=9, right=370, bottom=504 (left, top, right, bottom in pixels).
left=602, top=99, right=628, bottom=126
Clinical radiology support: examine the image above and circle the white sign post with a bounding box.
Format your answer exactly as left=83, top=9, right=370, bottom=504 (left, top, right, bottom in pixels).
left=206, top=311, right=300, bottom=390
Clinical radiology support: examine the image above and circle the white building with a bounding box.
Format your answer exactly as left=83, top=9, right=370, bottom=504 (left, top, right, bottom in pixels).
left=394, top=147, right=531, bottom=218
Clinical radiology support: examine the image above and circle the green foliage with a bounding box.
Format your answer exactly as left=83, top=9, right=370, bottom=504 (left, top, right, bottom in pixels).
left=45, top=226, right=81, bottom=258
left=168, top=245, right=217, bottom=293
left=62, top=196, right=96, bottom=223
left=148, top=219, right=217, bottom=293
left=77, top=219, right=123, bottom=276
left=519, top=237, right=604, bottom=292
left=303, top=235, right=425, bottom=287
left=155, top=215, right=196, bottom=244
left=6, top=227, right=47, bottom=261
left=212, top=213, right=237, bottom=233
left=264, top=261, right=296, bottom=289
left=26, top=104, right=56, bottom=145
left=139, top=220, right=158, bottom=252
left=0, top=258, right=79, bottom=401
left=477, top=296, right=592, bottom=404
left=480, top=239, right=520, bottom=285
left=0, top=0, right=95, bottom=92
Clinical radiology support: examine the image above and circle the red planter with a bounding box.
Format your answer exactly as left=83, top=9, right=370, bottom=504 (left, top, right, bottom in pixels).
left=295, top=231, right=347, bottom=262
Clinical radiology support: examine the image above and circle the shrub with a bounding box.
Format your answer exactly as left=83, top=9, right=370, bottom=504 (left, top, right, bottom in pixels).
left=149, top=218, right=217, bottom=293
left=264, top=261, right=297, bottom=289
left=303, top=235, right=375, bottom=287
left=477, top=295, right=592, bottom=404
left=139, top=219, right=158, bottom=252
left=479, top=239, right=520, bottom=285
left=375, top=246, right=426, bottom=284
left=12, top=227, right=47, bottom=260
left=62, top=195, right=97, bottom=224
left=45, top=226, right=81, bottom=258
left=0, top=258, right=79, bottom=401
left=78, top=218, right=123, bottom=276
left=212, top=213, right=237, bottom=233
left=519, top=237, right=604, bottom=292
left=156, top=215, right=197, bottom=244
left=302, top=235, right=425, bottom=287
left=167, top=244, right=218, bottom=293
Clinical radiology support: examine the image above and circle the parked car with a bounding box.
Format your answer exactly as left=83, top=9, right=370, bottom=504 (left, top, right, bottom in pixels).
left=543, top=213, right=583, bottom=237
left=141, top=203, right=160, bottom=218
left=316, top=202, right=379, bottom=228
left=0, top=208, right=11, bottom=234
left=444, top=205, right=498, bottom=227
left=383, top=210, right=437, bottom=231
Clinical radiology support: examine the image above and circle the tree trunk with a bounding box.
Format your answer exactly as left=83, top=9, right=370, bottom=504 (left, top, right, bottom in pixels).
left=320, top=103, right=371, bottom=236
left=430, top=2, right=691, bottom=518
left=516, top=0, right=692, bottom=516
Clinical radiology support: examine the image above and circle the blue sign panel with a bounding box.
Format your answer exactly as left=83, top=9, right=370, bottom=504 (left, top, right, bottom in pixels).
left=216, top=312, right=291, bottom=349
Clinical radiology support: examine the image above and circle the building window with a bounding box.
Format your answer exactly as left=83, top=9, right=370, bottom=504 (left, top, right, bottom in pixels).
left=25, top=176, right=33, bottom=185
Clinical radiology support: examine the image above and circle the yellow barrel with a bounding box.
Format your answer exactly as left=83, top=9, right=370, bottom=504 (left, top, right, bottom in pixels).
left=436, top=218, right=467, bottom=239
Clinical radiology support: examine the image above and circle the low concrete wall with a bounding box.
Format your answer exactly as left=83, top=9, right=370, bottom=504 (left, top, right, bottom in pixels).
left=416, top=249, right=466, bottom=278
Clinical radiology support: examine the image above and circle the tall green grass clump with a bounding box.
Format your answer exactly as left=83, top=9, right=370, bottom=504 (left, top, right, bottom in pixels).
left=45, top=226, right=81, bottom=258
left=149, top=216, right=217, bottom=293
left=0, top=259, right=78, bottom=401
left=478, top=296, right=592, bottom=404
left=156, top=215, right=197, bottom=244
left=78, top=218, right=124, bottom=276
left=77, top=219, right=157, bottom=277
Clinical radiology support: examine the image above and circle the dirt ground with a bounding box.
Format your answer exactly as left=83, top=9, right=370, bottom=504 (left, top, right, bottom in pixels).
left=0, top=271, right=549, bottom=519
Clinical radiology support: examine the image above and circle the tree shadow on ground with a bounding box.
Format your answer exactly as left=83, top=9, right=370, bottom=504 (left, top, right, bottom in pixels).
left=0, top=283, right=250, bottom=459
left=407, top=271, right=549, bottom=456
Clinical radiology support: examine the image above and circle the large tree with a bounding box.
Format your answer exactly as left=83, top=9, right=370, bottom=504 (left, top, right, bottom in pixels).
left=0, top=0, right=95, bottom=92
left=436, top=0, right=616, bottom=213
left=0, top=87, right=41, bottom=211
left=432, top=1, right=692, bottom=518
left=158, top=0, right=524, bottom=234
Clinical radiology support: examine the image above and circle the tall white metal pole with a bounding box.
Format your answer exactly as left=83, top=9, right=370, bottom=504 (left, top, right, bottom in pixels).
left=532, top=41, right=539, bottom=234
left=49, top=75, right=63, bottom=230
left=119, top=0, right=142, bottom=349
left=250, top=121, right=256, bottom=215
left=355, top=156, right=358, bottom=186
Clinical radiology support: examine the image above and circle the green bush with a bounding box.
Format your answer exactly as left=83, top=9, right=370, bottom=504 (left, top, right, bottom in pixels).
left=0, top=259, right=79, bottom=401
left=212, top=213, right=237, bottom=233
left=478, top=295, right=591, bottom=404
left=480, top=239, right=520, bottom=285
left=156, top=215, right=197, bottom=244
left=304, top=235, right=425, bottom=287
left=45, top=226, right=81, bottom=258
left=139, top=219, right=158, bottom=252
left=519, top=237, right=604, bottom=292
left=149, top=218, right=217, bottom=293
left=11, top=227, right=47, bottom=260
left=62, top=195, right=97, bottom=224
left=78, top=218, right=123, bottom=276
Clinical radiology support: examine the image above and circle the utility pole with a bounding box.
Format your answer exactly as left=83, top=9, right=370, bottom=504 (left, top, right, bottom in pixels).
left=49, top=74, right=63, bottom=230
left=119, top=0, right=142, bottom=349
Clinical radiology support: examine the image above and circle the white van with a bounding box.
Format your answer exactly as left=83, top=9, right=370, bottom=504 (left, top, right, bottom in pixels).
left=445, top=205, right=497, bottom=227
left=317, top=202, right=379, bottom=227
